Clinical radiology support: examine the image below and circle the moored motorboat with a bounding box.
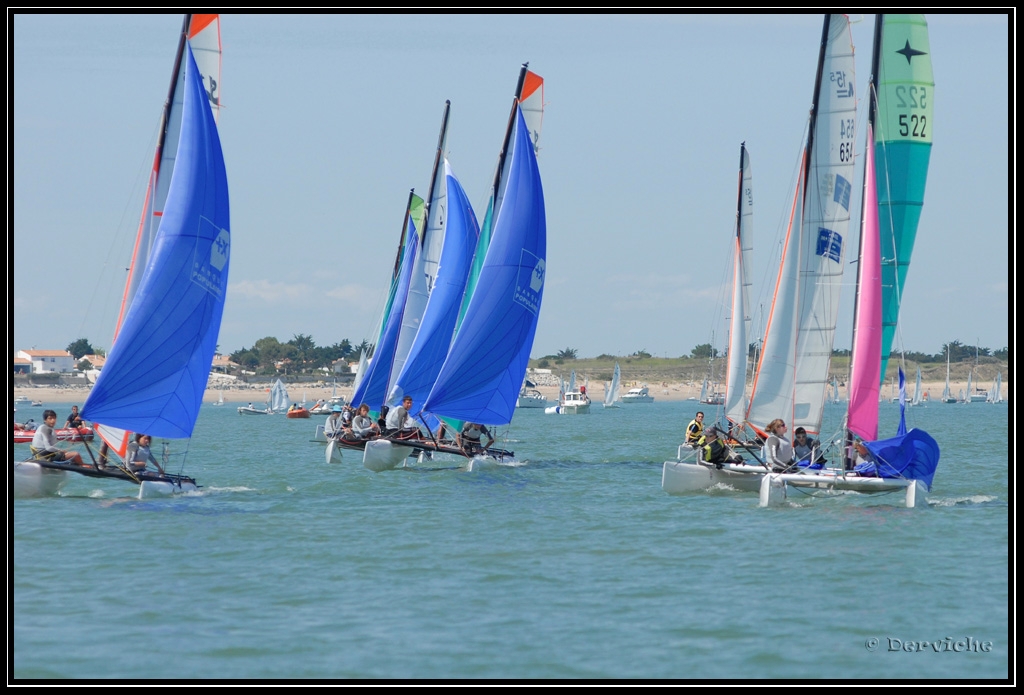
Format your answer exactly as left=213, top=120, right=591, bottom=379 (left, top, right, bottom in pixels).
left=516, top=386, right=547, bottom=408
left=620, top=386, right=654, bottom=404
left=551, top=390, right=590, bottom=414
left=13, top=425, right=94, bottom=444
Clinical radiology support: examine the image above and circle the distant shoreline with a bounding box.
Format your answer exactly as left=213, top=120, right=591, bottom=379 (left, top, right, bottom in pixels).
left=13, top=378, right=1006, bottom=409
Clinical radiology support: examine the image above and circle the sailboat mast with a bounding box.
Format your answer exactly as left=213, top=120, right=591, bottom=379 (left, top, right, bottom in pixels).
left=490, top=63, right=530, bottom=207
left=392, top=189, right=417, bottom=281
left=114, top=14, right=192, bottom=341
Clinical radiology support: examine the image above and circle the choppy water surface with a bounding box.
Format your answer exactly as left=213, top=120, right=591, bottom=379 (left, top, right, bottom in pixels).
left=13, top=400, right=1009, bottom=679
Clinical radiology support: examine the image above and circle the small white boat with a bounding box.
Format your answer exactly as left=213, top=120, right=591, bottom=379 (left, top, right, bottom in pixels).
left=516, top=386, right=547, bottom=408
left=212, top=390, right=225, bottom=406
left=620, top=385, right=654, bottom=404
left=14, top=396, right=31, bottom=405
left=556, top=390, right=591, bottom=414
left=238, top=404, right=270, bottom=415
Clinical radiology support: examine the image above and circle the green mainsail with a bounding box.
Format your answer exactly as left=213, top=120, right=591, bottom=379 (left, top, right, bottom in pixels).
left=872, top=14, right=934, bottom=382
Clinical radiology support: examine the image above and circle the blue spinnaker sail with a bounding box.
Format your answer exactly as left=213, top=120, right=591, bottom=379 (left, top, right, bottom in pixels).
left=82, top=45, right=229, bottom=439
left=423, top=107, right=545, bottom=426
left=857, top=428, right=940, bottom=490
left=351, top=217, right=419, bottom=414
left=392, top=164, right=479, bottom=430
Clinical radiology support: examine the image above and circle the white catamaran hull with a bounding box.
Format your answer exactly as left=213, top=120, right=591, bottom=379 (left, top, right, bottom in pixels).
left=138, top=478, right=200, bottom=499
left=362, top=440, right=416, bottom=472
left=662, top=459, right=928, bottom=509
left=13, top=461, right=69, bottom=498
left=758, top=473, right=927, bottom=509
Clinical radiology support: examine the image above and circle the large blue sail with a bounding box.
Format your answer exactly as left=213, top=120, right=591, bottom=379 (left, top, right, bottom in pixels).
left=423, top=107, right=545, bottom=425
left=350, top=217, right=419, bottom=413
left=392, top=164, right=479, bottom=427
left=82, top=46, right=229, bottom=439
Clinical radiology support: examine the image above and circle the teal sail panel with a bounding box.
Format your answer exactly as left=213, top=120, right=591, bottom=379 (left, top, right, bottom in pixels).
left=874, top=14, right=934, bottom=382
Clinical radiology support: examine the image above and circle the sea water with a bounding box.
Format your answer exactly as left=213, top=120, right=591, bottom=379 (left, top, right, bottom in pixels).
left=12, top=400, right=1009, bottom=679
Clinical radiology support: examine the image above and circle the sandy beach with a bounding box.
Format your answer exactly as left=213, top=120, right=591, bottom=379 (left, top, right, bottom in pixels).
left=13, top=379, right=1001, bottom=410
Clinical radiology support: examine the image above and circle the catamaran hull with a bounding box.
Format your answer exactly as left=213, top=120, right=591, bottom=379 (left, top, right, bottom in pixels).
left=662, top=460, right=767, bottom=494
left=663, top=459, right=928, bottom=508
left=758, top=473, right=927, bottom=509
left=362, top=440, right=416, bottom=471
left=13, top=461, right=69, bottom=498
left=137, top=478, right=199, bottom=499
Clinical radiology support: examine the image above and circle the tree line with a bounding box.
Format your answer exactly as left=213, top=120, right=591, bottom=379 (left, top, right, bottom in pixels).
left=532, top=340, right=1009, bottom=365
left=62, top=336, right=1007, bottom=375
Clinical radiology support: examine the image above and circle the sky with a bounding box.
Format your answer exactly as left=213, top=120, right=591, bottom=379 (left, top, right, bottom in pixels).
left=12, top=13, right=1011, bottom=362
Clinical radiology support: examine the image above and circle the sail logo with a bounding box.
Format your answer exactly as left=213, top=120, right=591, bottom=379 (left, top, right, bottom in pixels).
left=514, top=251, right=544, bottom=315
left=831, top=70, right=854, bottom=98
left=191, top=217, right=228, bottom=298
left=833, top=173, right=851, bottom=211
left=816, top=228, right=842, bottom=263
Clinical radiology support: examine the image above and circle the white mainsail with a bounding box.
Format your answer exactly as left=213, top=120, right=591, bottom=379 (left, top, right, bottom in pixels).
left=746, top=14, right=857, bottom=436
left=725, top=143, right=754, bottom=424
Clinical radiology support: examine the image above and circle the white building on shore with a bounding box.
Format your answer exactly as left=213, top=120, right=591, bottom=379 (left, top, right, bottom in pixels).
left=16, top=349, right=75, bottom=374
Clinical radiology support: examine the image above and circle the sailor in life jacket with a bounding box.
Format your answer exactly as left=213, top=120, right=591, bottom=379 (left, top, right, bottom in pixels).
left=702, top=427, right=741, bottom=467
left=685, top=411, right=705, bottom=447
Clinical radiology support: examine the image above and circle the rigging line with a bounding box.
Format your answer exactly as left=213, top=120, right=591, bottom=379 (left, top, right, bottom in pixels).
left=76, top=118, right=165, bottom=348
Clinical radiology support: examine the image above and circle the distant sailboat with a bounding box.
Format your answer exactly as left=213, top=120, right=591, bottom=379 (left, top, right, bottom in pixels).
left=214, top=390, right=225, bottom=406
left=602, top=362, right=622, bottom=408
left=910, top=367, right=923, bottom=406
left=941, top=348, right=956, bottom=403
left=987, top=373, right=1003, bottom=403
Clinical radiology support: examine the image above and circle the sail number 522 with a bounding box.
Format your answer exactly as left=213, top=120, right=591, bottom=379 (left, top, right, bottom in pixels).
left=895, top=85, right=928, bottom=138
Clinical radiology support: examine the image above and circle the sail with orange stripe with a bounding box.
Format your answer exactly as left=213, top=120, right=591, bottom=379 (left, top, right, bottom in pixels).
left=98, top=14, right=222, bottom=458
left=745, top=15, right=856, bottom=438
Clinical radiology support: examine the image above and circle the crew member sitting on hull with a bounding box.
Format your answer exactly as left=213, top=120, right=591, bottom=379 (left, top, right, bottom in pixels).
left=30, top=410, right=84, bottom=465
left=350, top=404, right=379, bottom=440
left=324, top=405, right=346, bottom=440
left=702, top=427, right=742, bottom=467
left=457, top=422, right=495, bottom=456
left=384, top=396, right=421, bottom=440
left=685, top=411, right=705, bottom=447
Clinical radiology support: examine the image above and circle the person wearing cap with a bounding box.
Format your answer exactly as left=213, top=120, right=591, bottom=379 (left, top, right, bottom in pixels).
left=701, top=427, right=741, bottom=466
left=324, top=404, right=346, bottom=440
left=350, top=403, right=378, bottom=440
